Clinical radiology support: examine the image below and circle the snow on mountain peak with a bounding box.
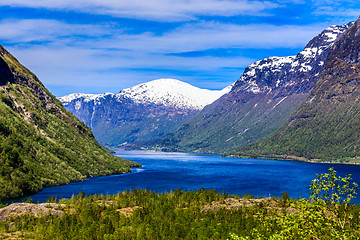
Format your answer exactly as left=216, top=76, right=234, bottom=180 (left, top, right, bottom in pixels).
left=116, top=78, right=230, bottom=110
left=59, top=79, right=231, bottom=111
left=235, top=22, right=353, bottom=95
left=59, top=92, right=113, bottom=105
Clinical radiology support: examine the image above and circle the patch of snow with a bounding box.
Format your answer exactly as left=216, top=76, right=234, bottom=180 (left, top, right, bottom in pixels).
left=299, top=62, right=313, bottom=72
left=300, top=47, right=318, bottom=59
left=225, top=136, right=235, bottom=142
left=323, top=23, right=354, bottom=42
left=75, top=101, right=82, bottom=111
left=246, top=68, right=256, bottom=77
left=308, top=96, right=316, bottom=103
left=276, top=79, right=281, bottom=88
left=271, top=96, right=287, bottom=110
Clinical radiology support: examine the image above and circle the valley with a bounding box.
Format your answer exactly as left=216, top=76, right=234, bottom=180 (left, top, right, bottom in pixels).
left=1, top=2, right=360, bottom=240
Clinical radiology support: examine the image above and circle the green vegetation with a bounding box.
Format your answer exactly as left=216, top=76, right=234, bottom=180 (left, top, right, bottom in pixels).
left=145, top=93, right=307, bottom=153
left=0, top=45, right=140, bottom=201
left=0, top=169, right=359, bottom=239
left=1, top=188, right=360, bottom=239
left=310, top=168, right=358, bottom=205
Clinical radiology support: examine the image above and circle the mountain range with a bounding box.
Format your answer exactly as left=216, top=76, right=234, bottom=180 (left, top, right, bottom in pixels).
left=0, top=44, right=140, bottom=201
left=59, top=78, right=231, bottom=148
left=141, top=21, right=353, bottom=153
left=60, top=17, right=360, bottom=163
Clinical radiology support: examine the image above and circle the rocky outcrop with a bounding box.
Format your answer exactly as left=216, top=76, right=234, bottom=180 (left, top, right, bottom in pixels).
left=0, top=203, right=65, bottom=221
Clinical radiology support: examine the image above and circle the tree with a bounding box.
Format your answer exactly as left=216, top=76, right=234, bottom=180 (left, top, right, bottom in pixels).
left=309, top=168, right=358, bottom=205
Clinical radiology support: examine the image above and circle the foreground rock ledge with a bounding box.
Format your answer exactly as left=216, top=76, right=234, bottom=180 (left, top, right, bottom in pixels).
left=0, top=203, right=66, bottom=221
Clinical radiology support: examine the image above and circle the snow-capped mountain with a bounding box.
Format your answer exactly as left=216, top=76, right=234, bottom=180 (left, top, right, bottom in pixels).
left=60, top=79, right=231, bottom=111
left=59, top=79, right=231, bottom=147
left=148, top=22, right=353, bottom=153
left=116, top=78, right=231, bottom=110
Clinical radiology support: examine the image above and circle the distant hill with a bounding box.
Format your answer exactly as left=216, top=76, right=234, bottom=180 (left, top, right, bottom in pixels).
left=145, top=22, right=353, bottom=153
left=59, top=79, right=231, bottom=148
left=233, top=17, right=360, bottom=162
left=0, top=44, right=140, bottom=201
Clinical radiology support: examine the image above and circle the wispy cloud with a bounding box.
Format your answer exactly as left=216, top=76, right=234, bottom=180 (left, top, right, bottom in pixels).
left=311, top=0, right=360, bottom=19
left=0, top=19, right=322, bottom=51
left=0, top=19, right=114, bottom=44
left=314, top=7, right=360, bottom=18
left=1, top=18, right=324, bottom=93
left=0, top=0, right=279, bottom=21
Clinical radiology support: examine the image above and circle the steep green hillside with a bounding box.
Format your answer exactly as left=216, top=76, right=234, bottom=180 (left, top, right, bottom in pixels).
left=233, top=18, right=360, bottom=162
left=147, top=93, right=307, bottom=153
left=0, top=45, right=140, bottom=201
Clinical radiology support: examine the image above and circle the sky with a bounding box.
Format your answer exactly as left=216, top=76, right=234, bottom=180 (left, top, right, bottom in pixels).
left=0, top=1, right=359, bottom=97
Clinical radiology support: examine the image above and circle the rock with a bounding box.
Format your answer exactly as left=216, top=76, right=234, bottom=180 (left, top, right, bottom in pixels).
left=116, top=206, right=140, bottom=217
left=202, top=197, right=272, bottom=212
left=0, top=203, right=66, bottom=221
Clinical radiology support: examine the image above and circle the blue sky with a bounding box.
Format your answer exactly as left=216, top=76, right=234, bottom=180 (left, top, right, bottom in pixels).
left=0, top=1, right=359, bottom=97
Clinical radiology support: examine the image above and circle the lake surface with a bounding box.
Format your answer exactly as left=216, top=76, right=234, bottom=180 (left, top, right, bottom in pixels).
left=17, top=151, right=360, bottom=203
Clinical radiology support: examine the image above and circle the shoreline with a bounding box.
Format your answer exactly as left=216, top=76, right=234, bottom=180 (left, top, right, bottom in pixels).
left=119, top=148, right=360, bottom=165
left=1, top=163, right=142, bottom=204
left=223, top=153, right=360, bottom=165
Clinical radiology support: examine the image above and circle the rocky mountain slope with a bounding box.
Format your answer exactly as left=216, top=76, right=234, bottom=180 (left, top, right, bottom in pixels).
left=234, top=17, right=360, bottom=162
left=147, top=22, right=353, bottom=153
left=59, top=79, right=231, bottom=147
left=0, top=44, right=140, bottom=201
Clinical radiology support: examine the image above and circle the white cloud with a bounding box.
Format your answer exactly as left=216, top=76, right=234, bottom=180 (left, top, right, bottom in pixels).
left=0, top=18, right=326, bottom=95
left=0, top=19, right=116, bottom=43
left=0, top=19, right=322, bottom=51
left=8, top=45, right=249, bottom=97
left=314, top=6, right=360, bottom=18
left=9, top=44, right=253, bottom=81
left=0, top=0, right=279, bottom=21
left=121, top=22, right=322, bottom=52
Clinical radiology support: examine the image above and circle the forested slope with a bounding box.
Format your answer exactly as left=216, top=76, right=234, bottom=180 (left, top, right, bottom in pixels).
left=0, top=45, right=140, bottom=201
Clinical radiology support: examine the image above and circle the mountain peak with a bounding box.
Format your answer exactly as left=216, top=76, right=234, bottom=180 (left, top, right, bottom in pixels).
left=116, top=78, right=231, bottom=110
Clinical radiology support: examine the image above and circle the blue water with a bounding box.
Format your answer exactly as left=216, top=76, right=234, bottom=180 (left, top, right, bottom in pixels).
left=16, top=151, right=360, bottom=203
